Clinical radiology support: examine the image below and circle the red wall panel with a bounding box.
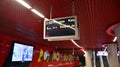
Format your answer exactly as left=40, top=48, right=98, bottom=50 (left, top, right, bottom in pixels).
left=0, top=34, right=80, bottom=67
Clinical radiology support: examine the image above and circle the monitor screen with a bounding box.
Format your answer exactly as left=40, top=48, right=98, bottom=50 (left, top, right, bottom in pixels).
left=12, top=42, right=34, bottom=62
left=44, top=16, right=80, bottom=41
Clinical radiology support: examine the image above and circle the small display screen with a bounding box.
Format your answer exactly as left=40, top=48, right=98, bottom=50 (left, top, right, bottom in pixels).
left=12, top=42, right=34, bottom=62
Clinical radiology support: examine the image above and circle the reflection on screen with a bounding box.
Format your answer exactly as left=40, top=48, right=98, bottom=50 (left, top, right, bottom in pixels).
left=45, top=17, right=76, bottom=37
left=12, top=43, right=34, bottom=62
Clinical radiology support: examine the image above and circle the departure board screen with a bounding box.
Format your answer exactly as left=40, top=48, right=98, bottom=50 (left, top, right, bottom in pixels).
left=44, top=16, right=79, bottom=41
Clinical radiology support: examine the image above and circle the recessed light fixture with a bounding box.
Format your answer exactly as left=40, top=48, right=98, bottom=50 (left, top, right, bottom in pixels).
left=71, top=39, right=82, bottom=48
left=16, top=0, right=32, bottom=9
left=113, top=36, right=117, bottom=42
left=71, top=40, right=85, bottom=53
left=31, top=9, right=45, bottom=18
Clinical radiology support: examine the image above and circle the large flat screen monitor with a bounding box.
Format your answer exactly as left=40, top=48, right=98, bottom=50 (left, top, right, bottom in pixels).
left=12, top=42, right=34, bottom=62
left=44, top=16, right=80, bottom=41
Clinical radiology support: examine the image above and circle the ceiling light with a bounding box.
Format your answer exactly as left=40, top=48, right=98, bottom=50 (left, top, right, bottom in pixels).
left=103, top=47, right=107, bottom=51
left=31, top=9, right=45, bottom=18
left=16, top=0, right=32, bottom=9
left=71, top=39, right=82, bottom=48
left=44, top=18, right=49, bottom=20
left=113, top=36, right=117, bottom=42
left=71, top=39, right=86, bottom=53
left=102, top=45, right=105, bottom=47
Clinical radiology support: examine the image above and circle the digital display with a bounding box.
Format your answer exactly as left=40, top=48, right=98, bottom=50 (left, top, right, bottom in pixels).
left=12, top=42, right=34, bottom=62
left=96, top=51, right=119, bottom=56
left=44, top=16, right=79, bottom=41
left=45, top=17, right=75, bottom=37
left=96, top=51, right=108, bottom=56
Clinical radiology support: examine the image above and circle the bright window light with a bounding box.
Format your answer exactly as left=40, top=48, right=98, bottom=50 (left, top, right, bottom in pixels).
left=16, top=0, right=32, bottom=9
left=113, top=36, right=117, bottom=42
left=31, top=9, right=45, bottom=18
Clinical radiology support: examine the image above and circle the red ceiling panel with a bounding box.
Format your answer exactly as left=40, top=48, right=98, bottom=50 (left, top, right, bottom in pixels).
left=0, top=0, right=120, bottom=55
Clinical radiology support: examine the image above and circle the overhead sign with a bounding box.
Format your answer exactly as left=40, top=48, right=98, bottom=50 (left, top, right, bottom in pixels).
left=43, top=16, right=80, bottom=41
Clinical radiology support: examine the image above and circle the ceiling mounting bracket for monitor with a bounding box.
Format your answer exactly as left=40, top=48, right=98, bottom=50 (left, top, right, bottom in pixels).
left=72, top=0, right=75, bottom=16
left=50, top=5, right=53, bottom=19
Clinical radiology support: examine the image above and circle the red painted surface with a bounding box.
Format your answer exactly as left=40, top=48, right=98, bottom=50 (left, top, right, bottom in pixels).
left=106, top=23, right=120, bottom=36
left=0, top=34, right=80, bottom=67
left=30, top=61, right=80, bottom=67
left=1, top=0, right=119, bottom=52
